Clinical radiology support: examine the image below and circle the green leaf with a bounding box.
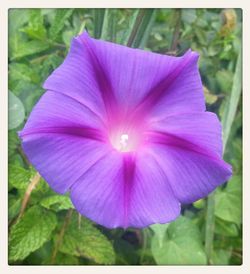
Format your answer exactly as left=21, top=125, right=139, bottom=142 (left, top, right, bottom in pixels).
left=215, top=175, right=242, bottom=225
left=100, top=9, right=117, bottom=42
left=114, top=238, right=139, bottom=265
left=10, top=40, right=50, bottom=60
left=221, top=45, right=242, bottom=149
left=8, top=9, right=29, bottom=60
left=194, top=28, right=207, bottom=46
left=8, top=165, right=33, bottom=189
left=203, top=86, right=218, bottom=105
left=49, top=9, right=74, bottom=40
left=8, top=91, right=25, bottom=130
left=93, top=9, right=106, bottom=39
left=215, top=218, right=239, bottom=237
left=150, top=223, right=169, bottom=248
left=40, top=195, right=73, bottom=211
left=49, top=252, right=79, bottom=265
left=8, top=10, right=48, bottom=60
left=9, top=205, right=57, bottom=261
left=8, top=195, right=21, bottom=220
left=9, top=63, right=41, bottom=84
left=151, top=216, right=207, bottom=265
left=127, top=9, right=156, bottom=48
left=117, top=9, right=139, bottom=45
left=29, top=178, right=52, bottom=206
left=8, top=9, right=29, bottom=32
left=40, top=54, right=64, bottom=80
left=8, top=130, right=20, bottom=158
left=62, top=30, right=76, bottom=47
left=216, top=70, right=234, bottom=93
left=207, top=44, right=221, bottom=57
left=211, top=249, right=232, bottom=265
left=181, top=9, right=197, bottom=24
left=193, top=198, right=206, bottom=209
left=21, top=9, right=47, bottom=40
left=59, top=213, right=115, bottom=264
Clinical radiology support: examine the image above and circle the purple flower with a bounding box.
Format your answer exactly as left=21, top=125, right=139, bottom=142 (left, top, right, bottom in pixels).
left=19, top=31, right=232, bottom=228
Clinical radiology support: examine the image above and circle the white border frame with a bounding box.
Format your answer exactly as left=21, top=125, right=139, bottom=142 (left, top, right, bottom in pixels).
left=1, top=1, right=249, bottom=273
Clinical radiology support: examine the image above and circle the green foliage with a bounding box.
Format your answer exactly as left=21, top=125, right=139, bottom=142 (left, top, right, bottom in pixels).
left=127, top=9, right=156, bottom=48
left=11, top=40, right=50, bottom=60
left=100, top=9, right=117, bottom=42
left=215, top=175, right=242, bottom=225
left=9, top=205, right=57, bottom=262
left=49, top=9, right=74, bottom=40
left=8, top=130, right=20, bottom=158
left=151, top=216, right=207, bottom=264
left=9, top=164, right=34, bottom=189
left=215, top=218, right=238, bottom=237
left=221, top=47, right=242, bottom=149
left=9, top=63, right=41, bottom=85
left=40, top=195, right=73, bottom=211
left=21, top=10, right=47, bottom=40
left=216, top=70, right=234, bottom=93
left=49, top=252, right=80, bottom=265
left=212, top=249, right=232, bottom=265
left=8, top=195, right=22, bottom=220
left=8, top=8, right=242, bottom=266
left=8, top=91, right=25, bottom=130
left=93, top=9, right=106, bottom=39
left=59, top=213, right=115, bottom=264
left=181, top=9, right=197, bottom=24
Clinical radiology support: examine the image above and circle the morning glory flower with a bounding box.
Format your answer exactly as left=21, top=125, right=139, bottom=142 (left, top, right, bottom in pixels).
left=19, top=31, right=232, bottom=228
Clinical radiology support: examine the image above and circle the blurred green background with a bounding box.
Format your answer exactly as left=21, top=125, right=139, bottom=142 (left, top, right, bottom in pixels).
left=8, top=8, right=242, bottom=265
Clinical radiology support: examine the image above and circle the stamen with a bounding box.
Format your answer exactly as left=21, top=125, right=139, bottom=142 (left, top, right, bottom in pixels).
left=120, top=134, right=129, bottom=151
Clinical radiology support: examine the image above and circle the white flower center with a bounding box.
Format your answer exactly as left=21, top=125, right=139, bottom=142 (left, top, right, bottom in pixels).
left=110, top=124, right=144, bottom=153
left=120, top=134, right=129, bottom=151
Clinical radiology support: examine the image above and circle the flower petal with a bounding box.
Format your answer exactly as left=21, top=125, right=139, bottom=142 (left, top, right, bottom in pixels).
left=146, top=143, right=232, bottom=204
left=20, top=133, right=112, bottom=194
left=70, top=150, right=125, bottom=228
left=70, top=150, right=180, bottom=229
left=128, top=151, right=181, bottom=228
left=20, top=90, right=106, bottom=138
left=19, top=90, right=111, bottom=194
left=135, top=50, right=205, bottom=119
left=71, top=32, right=205, bottom=119
left=43, top=33, right=108, bottom=119
left=148, top=112, right=224, bottom=157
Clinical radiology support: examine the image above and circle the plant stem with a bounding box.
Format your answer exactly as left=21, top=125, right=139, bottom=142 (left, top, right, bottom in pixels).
left=170, top=9, right=181, bottom=52
left=17, top=172, right=41, bottom=221
left=140, top=229, right=148, bottom=264
left=205, top=193, right=215, bottom=264
left=204, top=42, right=242, bottom=265
left=127, top=9, right=146, bottom=47
left=50, top=209, right=73, bottom=264
left=78, top=213, right=82, bottom=229
left=17, top=146, right=30, bottom=167
left=93, top=9, right=106, bottom=39
left=127, top=9, right=155, bottom=49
